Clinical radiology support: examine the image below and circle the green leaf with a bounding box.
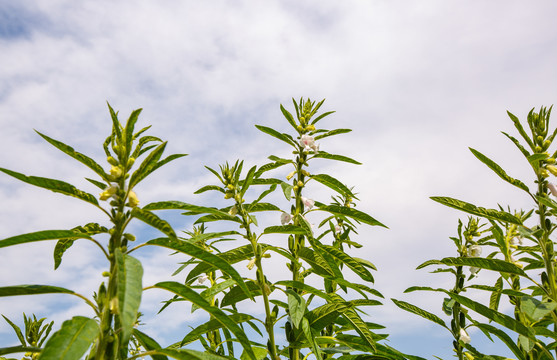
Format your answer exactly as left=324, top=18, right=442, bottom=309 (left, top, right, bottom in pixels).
left=0, top=168, right=99, bottom=206
left=131, top=208, right=177, bottom=239
left=107, top=103, right=123, bottom=140
left=490, top=277, right=503, bottom=311
left=314, top=204, right=387, bottom=228
left=247, top=202, right=281, bottom=212
left=447, top=292, right=535, bottom=339
left=194, top=185, right=224, bottom=194
left=474, top=323, right=525, bottom=360
left=0, top=285, right=74, bottom=297
left=157, top=349, right=232, bottom=360
left=240, top=347, right=268, bottom=360
left=391, top=299, right=448, bottom=330
left=314, top=129, right=352, bottom=141
left=288, top=290, right=307, bottom=329
left=311, top=110, right=335, bottom=125
left=520, top=296, right=557, bottom=322
left=280, top=182, right=293, bottom=200
left=255, top=125, right=296, bottom=147
left=115, top=249, right=143, bottom=344
left=507, top=111, right=535, bottom=150
left=180, top=313, right=254, bottom=346
left=1, top=315, right=25, bottom=346
left=0, top=230, right=90, bottom=249
left=54, top=238, right=76, bottom=270
left=518, top=335, right=535, bottom=353
left=35, top=131, right=109, bottom=181
left=311, top=152, right=361, bottom=165
left=340, top=308, right=376, bottom=352
left=129, top=142, right=167, bottom=188
left=311, top=174, right=353, bottom=198
left=430, top=197, right=522, bottom=225
left=221, top=281, right=261, bottom=307
left=132, top=329, right=168, bottom=360
left=153, top=282, right=256, bottom=360
left=306, top=302, right=350, bottom=332
left=301, top=317, right=323, bottom=360
left=416, top=257, right=526, bottom=276
left=318, top=244, right=374, bottom=282
left=501, top=132, right=531, bottom=158
left=275, top=281, right=332, bottom=301
left=146, top=237, right=251, bottom=300
left=124, top=108, right=142, bottom=157
left=280, top=104, right=298, bottom=130
left=469, top=148, right=529, bottom=193
left=38, top=316, right=98, bottom=360
left=263, top=225, right=309, bottom=235
left=240, top=165, right=257, bottom=198
left=0, top=345, right=40, bottom=356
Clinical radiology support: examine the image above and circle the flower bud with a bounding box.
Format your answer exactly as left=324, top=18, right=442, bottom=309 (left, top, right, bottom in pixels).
left=124, top=233, right=136, bottom=242
left=547, top=165, right=557, bottom=176
left=127, top=191, right=139, bottom=207
left=224, top=192, right=233, bottom=199
left=109, top=297, right=119, bottom=314
left=127, top=157, right=135, bottom=167
left=306, top=124, right=315, bottom=131
left=286, top=171, right=296, bottom=180
left=99, top=184, right=118, bottom=201
left=246, top=258, right=256, bottom=270
left=110, top=165, right=123, bottom=179
left=102, top=271, right=110, bottom=277
left=549, top=183, right=557, bottom=196
left=297, top=180, right=304, bottom=188
left=107, top=156, right=119, bottom=166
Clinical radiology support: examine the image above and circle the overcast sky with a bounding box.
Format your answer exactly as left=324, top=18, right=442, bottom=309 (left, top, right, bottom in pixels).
left=1, top=1, right=557, bottom=358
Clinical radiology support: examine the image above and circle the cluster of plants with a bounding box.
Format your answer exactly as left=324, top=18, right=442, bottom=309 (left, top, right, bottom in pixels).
left=0, top=99, right=556, bottom=360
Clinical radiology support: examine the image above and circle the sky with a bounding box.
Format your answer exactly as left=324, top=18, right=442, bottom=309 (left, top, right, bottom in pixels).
left=1, top=1, right=557, bottom=358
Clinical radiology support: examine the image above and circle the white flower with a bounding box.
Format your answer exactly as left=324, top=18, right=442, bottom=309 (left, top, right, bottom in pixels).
left=334, top=224, right=342, bottom=234
left=281, top=212, right=293, bottom=225
left=459, top=328, right=471, bottom=344
left=549, top=183, right=557, bottom=196
left=299, top=135, right=319, bottom=152
left=229, top=205, right=238, bottom=216
left=198, top=274, right=209, bottom=284
left=301, top=196, right=315, bottom=210
left=468, top=245, right=482, bottom=257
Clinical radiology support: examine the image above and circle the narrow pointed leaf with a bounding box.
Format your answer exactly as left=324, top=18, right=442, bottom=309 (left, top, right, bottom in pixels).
left=1, top=315, right=25, bottom=345
left=507, top=111, right=535, bottom=150
left=430, top=197, right=522, bottom=225
left=146, top=237, right=251, bottom=299
left=319, top=244, right=374, bottom=282
left=115, top=249, right=143, bottom=344
left=314, top=129, right=351, bottom=141
left=107, top=102, right=123, bottom=140
left=154, top=281, right=256, bottom=360
left=38, top=316, right=99, bottom=360
left=194, top=185, right=224, bottom=194
left=474, top=323, right=526, bottom=360
left=255, top=125, right=296, bottom=147
left=446, top=292, right=535, bottom=339
left=263, top=225, right=309, bottom=235
left=180, top=313, right=254, bottom=345
left=129, top=142, right=166, bottom=188
left=54, top=238, right=76, bottom=270
left=280, top=104, right=298, bottom=130
left=417, top=257, right=526, bottom=276
left=311, top=152, right=361, bottom=165
left=132, top=329, right=168, bottom=360
left=501, top=132, right=530, bottom=158
left=35, top=131, right=109, bottom=181
left=157, top=349, right=232, bottom=360
left=131, top=208, right=176, bottom=238
left=341, top=308, right=376, bottom=352
left=315, top=204, right=387, bottom=228
left=0, top=285, right=74, bottom=297
left=0, top=230, right=90, bottom=249
left=469, top=148, right=529, bottom=192
left=391, top=299, right=448, bottom=330
left=311, top=174, right=353, bottom=197
left=0, top=168, right=99, bottom=206
left=124, top=108, right=142, bottom=156
left=221, top=281, right=261, bottom=307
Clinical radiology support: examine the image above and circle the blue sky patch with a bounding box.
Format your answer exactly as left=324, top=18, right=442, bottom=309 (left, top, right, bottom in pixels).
left=0, top=3, right=47, bottom=39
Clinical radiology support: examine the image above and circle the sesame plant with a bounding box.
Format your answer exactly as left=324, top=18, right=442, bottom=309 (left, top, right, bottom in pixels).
left=0, top=104, right=256, bottom=360
left=394, top=106, right=557, bottom=359
left=145, top=98, right=422, bottom=359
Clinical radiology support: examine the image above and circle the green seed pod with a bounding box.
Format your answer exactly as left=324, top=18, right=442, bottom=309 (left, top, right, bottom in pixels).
left=459, top=312, right=466, bottom=327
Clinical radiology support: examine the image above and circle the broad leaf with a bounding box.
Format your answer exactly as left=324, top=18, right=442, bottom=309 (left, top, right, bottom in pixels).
left=287, top=290, right=307, bottom=328
left=115, top=249, right=143, bottom=344
left=0, top=168, right=99, bottom=206
left=154, top=281, right=256, bottom=360
left=430, top=197, right=522, bottom=225
left=38, top=316, right=98, bottom=360
left=520, top=295, right=557, bottom=322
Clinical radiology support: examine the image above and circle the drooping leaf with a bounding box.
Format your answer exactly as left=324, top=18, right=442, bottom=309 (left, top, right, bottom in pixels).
left=0, top=168, right=99, bottom=206
left=153, top=281, right=256, bottom=360
left=146, top=237, right=251, bottom=299
left=35, top=131, right=109, bottom=181
left=132, top=329, right=168, bottom=360
left=131, top=207, right=176, bottom=239
left=0, top=230, right=90, bottom=249
left=38, top=316, right=99, bottom=360
left=194, top=185, right=224, bottom=194
left=430, top=197, right=522, bottom=225
left=301, top=317, right=323, bottom=360
left=340, top=308, right=376, bottom=352
left=469, top=148, right=529, bottom=193
left=180, top=313, right=255, bottom=346
left=446, top=292, right=535, bottom=339
left=287, top=290, right=307, bottom=328
left=115, top=249, right=143, bottom=344
left=311, top=152, right=361, bottom=165
left=255, top=125, right=296, bottom=147
left=474, top=323, right=526, bottom=360
left=391, top=299, right=448, bottom=330
left=311, top=174, right=353, bottom=198
left=0, top=285, right=74, bottom=297
left=54, top=238, right=76, bottom=270
left=314, top=204, right=387, bottom=228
